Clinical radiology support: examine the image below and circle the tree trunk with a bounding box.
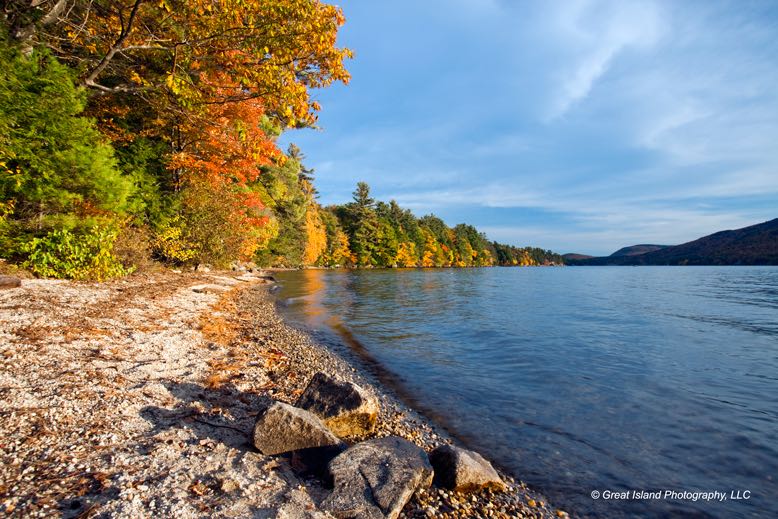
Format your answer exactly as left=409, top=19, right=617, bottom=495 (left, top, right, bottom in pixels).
left=13, top=0, right=68, bottom=56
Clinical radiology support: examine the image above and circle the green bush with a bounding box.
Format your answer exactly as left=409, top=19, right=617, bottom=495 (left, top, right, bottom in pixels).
left=0, top=200, right=12, bottom=255
left=22, top=225, right=133, bottom=281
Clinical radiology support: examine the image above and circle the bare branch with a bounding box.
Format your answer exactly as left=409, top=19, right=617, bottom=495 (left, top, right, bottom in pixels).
left=40, top=0, right=67, bottom=25
left=83, top=0, right=144, bottom=89
left=86, top=81, right=157, bottom=95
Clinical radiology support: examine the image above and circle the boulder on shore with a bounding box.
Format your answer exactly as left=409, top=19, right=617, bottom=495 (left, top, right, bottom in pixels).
left=235, top=274, right=275, bottom=283
left=429, top=444, right=505, bottom=492
left=323, top=436, right=433, bottom=519
left=208, top=275, right=240, bottom=286
left=0, top=275, right=21, bottom=290
left=296, top=372, right=378, bottom=438
left=191, top=284, right=230, bottom=294
left=252, top=401, right=343, bottom=456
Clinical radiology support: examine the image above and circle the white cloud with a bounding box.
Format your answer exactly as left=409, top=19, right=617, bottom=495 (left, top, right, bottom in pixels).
left=545, top=0, right=663, bottom=120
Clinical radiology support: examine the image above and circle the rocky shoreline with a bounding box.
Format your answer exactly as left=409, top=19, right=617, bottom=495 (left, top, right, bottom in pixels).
left=0, top=271, right=568, bottom=518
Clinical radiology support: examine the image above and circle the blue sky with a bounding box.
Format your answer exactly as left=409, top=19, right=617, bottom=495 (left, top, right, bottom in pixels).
left=279, top=0, right=778, bottom=256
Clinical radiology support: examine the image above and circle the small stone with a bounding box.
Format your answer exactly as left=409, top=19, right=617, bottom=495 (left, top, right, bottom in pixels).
left=220, top=479, right=239, bottom=493
left=0, top=275, right=21, bottom=290
left=429, top=445, right=505, bottom=493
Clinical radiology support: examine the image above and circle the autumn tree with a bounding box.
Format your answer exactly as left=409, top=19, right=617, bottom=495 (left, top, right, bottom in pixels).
left=319, top=207, right=352, bottom=267
left=7, top=1, right=352, bottom=125
left=302, top=205, right=327, bottom=265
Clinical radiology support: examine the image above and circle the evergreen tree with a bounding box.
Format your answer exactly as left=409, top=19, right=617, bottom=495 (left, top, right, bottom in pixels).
left=341, top=182, right=379, bottom=266
left=0, top=40, right=134, bottom=231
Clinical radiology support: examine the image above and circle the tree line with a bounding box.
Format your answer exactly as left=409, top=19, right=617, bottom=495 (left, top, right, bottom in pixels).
left=0, top=1, right=561, bottom=279
left=251, top=178, right=563, bottom=269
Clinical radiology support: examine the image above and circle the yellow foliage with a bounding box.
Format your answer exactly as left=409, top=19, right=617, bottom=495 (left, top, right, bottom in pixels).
left=395, top=241, right=418, bottom=267
left=244, top=214, right=279, bottom=259
left=326, top=230, right=352, bottom=266
left=152, top=216, right=198, bottom=263
left=303, top=206, right=327, bottom=265
left=421, top=250, right=435, bottom=268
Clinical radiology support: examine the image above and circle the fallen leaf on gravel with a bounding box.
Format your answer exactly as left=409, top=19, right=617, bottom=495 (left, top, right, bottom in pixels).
left=189, top=481, right=209, bottom=496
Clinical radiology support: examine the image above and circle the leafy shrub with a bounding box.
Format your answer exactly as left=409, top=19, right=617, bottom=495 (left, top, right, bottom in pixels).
left=152, top=216, right=198, bottom=265
left=0, top=200, right=12, bottom=256
left=113, top=224, right=158, bottom=272
left=153, top=182, right=277, bottom=268
left=22, top=225, right=133, bottom=281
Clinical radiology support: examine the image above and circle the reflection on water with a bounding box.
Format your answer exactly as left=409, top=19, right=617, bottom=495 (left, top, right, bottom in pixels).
left=275, top=267, right=778, bottom=519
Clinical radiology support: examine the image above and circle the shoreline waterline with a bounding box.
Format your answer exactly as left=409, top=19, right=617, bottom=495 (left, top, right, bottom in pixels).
left=265, top=279, right=565, bottom=517
left=0, top=271, right=564, bottom=518
left=274, top=290, right=522, bottom=477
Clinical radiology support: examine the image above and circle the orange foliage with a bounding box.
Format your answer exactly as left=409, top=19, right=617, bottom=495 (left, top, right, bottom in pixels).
left=50, top=0, right=351, bottom=128
left=168, top=72, right=281, bottom=188
left=167, top=72, right=281, bottom=260
left=303, top=206, right=327, bottom=265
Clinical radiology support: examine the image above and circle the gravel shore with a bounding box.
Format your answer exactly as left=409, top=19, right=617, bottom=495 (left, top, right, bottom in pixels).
left=0, top=271, right=568, bottom=518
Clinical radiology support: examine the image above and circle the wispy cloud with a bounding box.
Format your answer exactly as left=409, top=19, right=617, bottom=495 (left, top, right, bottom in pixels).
left=545, top=0, right=663, bottom=120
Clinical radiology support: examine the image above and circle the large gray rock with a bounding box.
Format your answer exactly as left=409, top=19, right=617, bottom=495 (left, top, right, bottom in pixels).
left=0, top=275, right=21, bottom=290
left=252, top=401, right=343, bottom=456
left=191, top=284, right=230, bottom=294
left=207, top=275, right=240, bottom=286
left=429, top=444, right=505, bottom=492
left=323, top=436, right=433, bottom=519
left=236, top=274, right=276, bottom=283
left=296, top=372, right=379, bottom=438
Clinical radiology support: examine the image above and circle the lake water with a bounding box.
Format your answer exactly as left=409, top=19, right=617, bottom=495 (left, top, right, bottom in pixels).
left=273, top=267, right=778, bottom=518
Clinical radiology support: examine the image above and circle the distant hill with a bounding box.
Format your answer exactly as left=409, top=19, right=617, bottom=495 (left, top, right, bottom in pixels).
left=609, top=244, right=669, bottom=257
left=563, top=253, right=594, bottom=261
left=566, top=218, right=778, bottom=266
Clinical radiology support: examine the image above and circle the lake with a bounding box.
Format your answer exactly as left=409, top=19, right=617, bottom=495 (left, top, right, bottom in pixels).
left=273, top=267, right=778, bottom=518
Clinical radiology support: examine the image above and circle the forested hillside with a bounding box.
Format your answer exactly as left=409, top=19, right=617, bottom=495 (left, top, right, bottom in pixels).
left=0, top=1, right=560, bottom=279
left=568, top=219, right=778, bottom=266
